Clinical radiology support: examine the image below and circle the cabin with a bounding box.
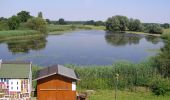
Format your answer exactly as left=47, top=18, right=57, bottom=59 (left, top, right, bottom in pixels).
left=35, top=64, right=79, bottom=100
left=0, top=60, right=32, bottom=99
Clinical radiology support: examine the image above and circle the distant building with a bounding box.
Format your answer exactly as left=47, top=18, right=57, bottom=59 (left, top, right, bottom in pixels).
left=0, top=60, right=32, bottom=99
left=34, top=64, right=79, bottom=100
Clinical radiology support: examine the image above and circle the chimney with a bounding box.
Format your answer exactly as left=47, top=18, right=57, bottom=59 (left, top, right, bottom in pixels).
left=0, top=59, right=2, bottom=69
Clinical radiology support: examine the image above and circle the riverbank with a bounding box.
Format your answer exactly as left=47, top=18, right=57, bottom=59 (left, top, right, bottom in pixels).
left=0, top=30, right=41, bottom=40
left=126, top=28, right=170, bottom=37
left=126, top=31, right=161, bottom=37
left=47, top=24, right=105, bottom=35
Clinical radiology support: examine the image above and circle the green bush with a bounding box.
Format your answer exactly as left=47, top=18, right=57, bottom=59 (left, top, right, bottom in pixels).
left=162, top=23, right=170, bottom=29
left=0, top=20, right=9, bottom=31
left=150, top=76, right=170, bottom=96
left=128, top=18, right=143, bottom=31
left=8, top=16, right=20, bottom=30
left=26, top=17, right=47, bottom=33
left=106, top=15, right=129, bottom=31
left=145, top=24, right=163, bottom=34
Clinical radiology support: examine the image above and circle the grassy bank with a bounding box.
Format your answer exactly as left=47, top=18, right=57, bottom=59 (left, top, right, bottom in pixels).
left=0, top=30, right=41, bottom=40
left=47, top=24, right=105, bottom=35
left=126, top=28, right=170, bottom=37
left=126, top=31, right=160, bottom=36
left=89, top=90, right=170, bottom=100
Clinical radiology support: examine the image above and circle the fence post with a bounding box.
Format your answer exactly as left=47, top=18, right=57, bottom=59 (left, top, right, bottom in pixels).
left=115, top=73, right=119, bottom=100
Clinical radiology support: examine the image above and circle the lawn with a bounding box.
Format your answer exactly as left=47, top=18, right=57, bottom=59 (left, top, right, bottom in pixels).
left=89, top=90, right=170, bottom=100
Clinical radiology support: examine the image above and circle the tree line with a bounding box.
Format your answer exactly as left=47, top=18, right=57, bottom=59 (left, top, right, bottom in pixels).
left=106, top=15, right=169, bottom=34
left=0, top=11, right=47, bottom=33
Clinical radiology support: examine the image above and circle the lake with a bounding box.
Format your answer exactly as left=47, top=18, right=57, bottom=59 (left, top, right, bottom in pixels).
left=0, top=30, right=164, bottom=66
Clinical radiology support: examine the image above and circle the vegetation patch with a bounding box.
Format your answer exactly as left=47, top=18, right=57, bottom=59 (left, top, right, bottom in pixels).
left=89, top=90, right=170, bottom=100
left=0, top=30, right=40, bottom=39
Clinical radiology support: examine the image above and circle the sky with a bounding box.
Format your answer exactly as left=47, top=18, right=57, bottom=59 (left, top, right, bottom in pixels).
left=0, top=0, right=170, bottom=23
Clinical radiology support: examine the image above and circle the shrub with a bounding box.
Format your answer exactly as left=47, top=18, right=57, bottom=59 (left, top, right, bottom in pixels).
left=8, top=16, right=20, bottom=30
left=0, top=20, right=9, bottom=31
left=26, top=17, right=47, bottom=33
left=128, top=18, right=143, bottom=31
left=106, top=15, right=129, bottom=31
left=145, top=24, right=163, bottom=34
left=150, top=76, right=170, bottom=96
left=162, top=23, right=170, bottom=29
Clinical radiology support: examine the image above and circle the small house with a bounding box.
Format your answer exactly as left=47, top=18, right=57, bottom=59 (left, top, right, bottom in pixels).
left=35, top=64, right=79, bottom=100
left=0, top=60, right=32, bottom=99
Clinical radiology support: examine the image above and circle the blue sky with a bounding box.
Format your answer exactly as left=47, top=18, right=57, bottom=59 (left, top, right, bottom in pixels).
left=0, top=0, right=170, bottom=23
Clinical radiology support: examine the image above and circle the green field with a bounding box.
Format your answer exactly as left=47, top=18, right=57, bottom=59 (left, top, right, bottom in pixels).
left=89, top=90, right=170, bottom=100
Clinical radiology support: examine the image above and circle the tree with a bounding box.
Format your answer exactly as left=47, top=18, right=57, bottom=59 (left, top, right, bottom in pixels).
left=58, top=18, right=66, bottom=25
left=17, top=11, right=31, bottom=22
left=145, top=24, right=163, bottom=34
left=95, top=21, right=105, bottom=26
left=84, top=20, right=95, bottom=25
left=0, top=20, right=9, bottom=31
left=128, top=18, right=143, bottom=31
left=162, top=23, right=170, bottom=29
left=8, top=16, right=20, bottom=30
left=46, top=19, right=50, bottom=24
left=26, top=17, right=47, bottom=33
left=38, top=12, right=43, bottom=18
left=106, top=15, right=129, bottom=31
left=0, top=17, right=8, bottom=21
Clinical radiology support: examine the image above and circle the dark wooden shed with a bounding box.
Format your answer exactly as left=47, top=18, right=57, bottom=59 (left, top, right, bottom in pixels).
left=35, top=65, right=79, bottom=100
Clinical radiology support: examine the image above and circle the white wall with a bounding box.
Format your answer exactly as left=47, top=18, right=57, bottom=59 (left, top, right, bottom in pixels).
left=72, top=82, right=76, bottom=91
left=9, top=79, right=21, bottom=92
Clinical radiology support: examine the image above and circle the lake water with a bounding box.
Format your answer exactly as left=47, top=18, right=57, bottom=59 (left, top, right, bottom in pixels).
left=0, top=30, right=164, bottom=66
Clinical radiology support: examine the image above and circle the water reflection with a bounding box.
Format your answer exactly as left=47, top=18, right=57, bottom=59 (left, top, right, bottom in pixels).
left=0, top=30, right=164, bottom=66
left=145, top=35, right=160, bottom=44
left=1, top=35, right=47, bottom=54
left=105, top=32, right=142, bottom=46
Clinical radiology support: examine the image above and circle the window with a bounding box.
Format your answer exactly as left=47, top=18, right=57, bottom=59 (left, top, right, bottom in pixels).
left=17, top=87, right=18, bottom=90
left=11, top=82, right=13, bottom=85
left=17, top=82, right=18, bottom=85
left=11, top=87, right=13, bottom=90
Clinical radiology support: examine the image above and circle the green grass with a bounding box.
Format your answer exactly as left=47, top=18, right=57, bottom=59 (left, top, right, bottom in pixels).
left=161, top=28, right=170, bottom=40
left=77, top=25, right=105, bottom=30
left=163, top=28, right=170, bottom=34
left=89, top=90, right=170, bottom=100
left=47, top=24, right=105, bottom=35
left=0, top=30, right=40, bottom=40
